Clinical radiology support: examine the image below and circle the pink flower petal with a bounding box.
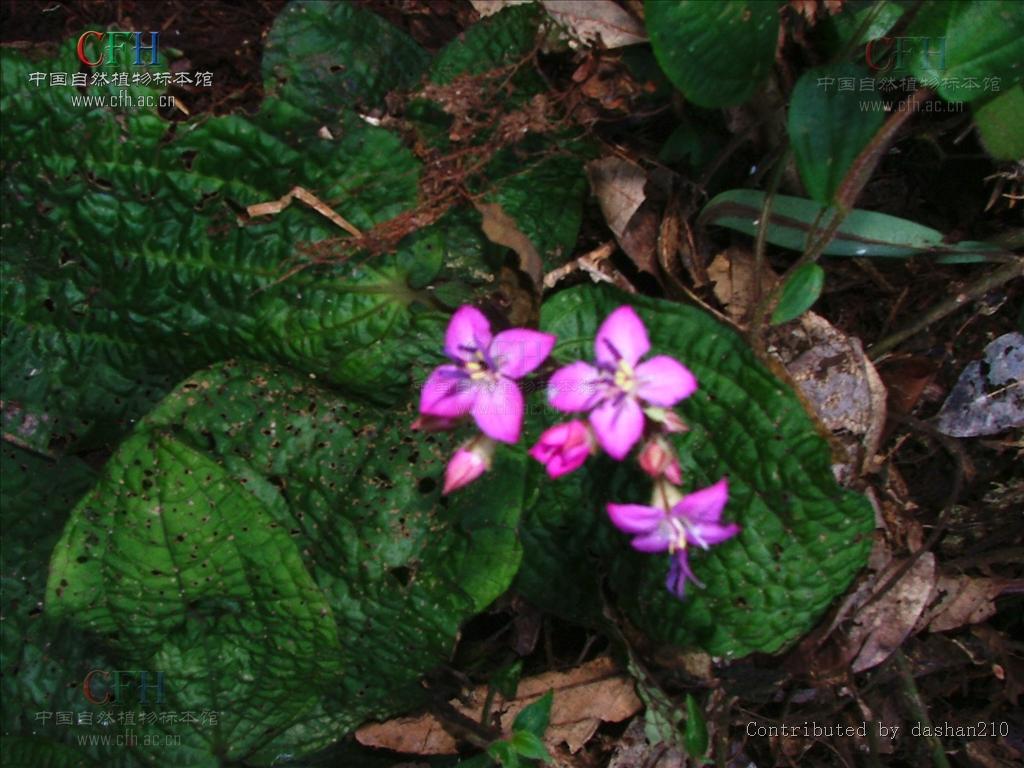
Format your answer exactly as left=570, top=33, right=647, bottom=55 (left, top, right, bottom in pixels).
left=595, top=306, right=650, bottom=367
left=471, top=377, right=523, bottom=443
left=443, top=446, right=489, bottom=494
left=548, top=361, right=602, bottom=412
left=606, top=503, right=664, bottom=534
left=672, top=478, right=729, bottom=524
left=687, top=522, right=740, bottom=549
left=589, top=395, right=644, bottom=460
left=420, top=365, right=477, bottom=417
left=635, top=356, right=698, bottom=406
left=666, top=551, right=701, bottom=597
left=631, top=530, right=672, bottom=553
left=491, top=329, right=556, bottom=379
left=445, top=306, right=492, bottom=362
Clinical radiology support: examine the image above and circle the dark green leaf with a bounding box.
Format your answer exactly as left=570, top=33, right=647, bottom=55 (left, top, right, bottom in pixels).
left=263, top=0, right=429, bottom=119
left=788, top=64, right=885, bottom=204
left=430, top=4, right=543, bottom=85
left=491, top=660, right=524, bottom=700
left=512, top=690, right=553, bottom=738
left=700, top=189, right=1008, bottom=262
left=520, top=287, right=874, bottom=658
left=974, top=85, right=1024, bottom=161
left=683, top=694, right=709, bottom=757
left=907, top=1, right=1024, bottom=103
left=771, top=263, right=825, bottom=324
left=645, top=1, right=780, bottom=107
left=488, top=740, right=520, bottom=768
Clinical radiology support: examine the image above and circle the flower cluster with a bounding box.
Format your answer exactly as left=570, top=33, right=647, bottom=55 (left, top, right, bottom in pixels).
left=416, top=304, right=739, bottom=599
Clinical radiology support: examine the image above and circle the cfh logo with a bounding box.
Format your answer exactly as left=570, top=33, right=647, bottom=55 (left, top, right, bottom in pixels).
left=76, top=31, right=161, bottom=67
left=83, top=669, right=166, bottom=705
left=865, top=36, right=946, bottom=73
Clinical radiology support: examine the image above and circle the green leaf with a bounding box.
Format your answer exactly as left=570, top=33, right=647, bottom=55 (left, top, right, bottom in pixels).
left=491, top=659, right=524, bottom=700
left=509, top=730, right=552, bottom=763
left=830, top=0, right=904, bottom=46
left=46, top=361, right=526, bottom=763
left=263, top=0, right=429, bottom=119
left=0, top=737, right=101, bottom=768
left=906, top=1, right=1024, bottom=103
left=700, top=189, right=1007, bottom=262
left=521, top=287, right=874, bottom=658
left=974, top=85, right=1024, bottom=161
left=644, top=1, right=780, bottom=108
left=788, top=64, right=885, bottom=204
left=488, top=740, right=520, bottom=768
left=512, top=690, right=553, bottom=738
left=771, top=263, right=825, bottom=324
left=683, top=694, right=709, bottom=758
left=430, top=4, right=543, bottom=85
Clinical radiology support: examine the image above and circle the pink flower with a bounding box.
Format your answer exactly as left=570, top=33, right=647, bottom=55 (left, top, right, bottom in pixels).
left=443, top=437, right=496, bottom=494
left=529, top=420, right=594, bottom=478
left=606, top=479, right=737, bottom=599
left=547, top=306, right=697, bottom=459
left=420, top=306, right=556, bottom=444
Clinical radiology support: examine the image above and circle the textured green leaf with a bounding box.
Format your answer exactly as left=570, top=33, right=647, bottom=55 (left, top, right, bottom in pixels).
left=644, top=1, right=780, bottom=108
left=683, top=694, right=708, bottom=757
left=2, top=44, right=446, bottom=450
left=263, top=0, right=430, bottom=119
left=430, top=4, right=543, bottom=85
left=907, top=1, right=1024, bottom=103
left=772, top=263, right=825, bottom=325
left=700, top=189, right=1007, bottom=262
left=519, top=286, right=874, bottom=658
left=46, top=361, right=525, bottom=763
left=974, top=85, right=1024, bottom=161
left=788, top=64, right=885, bottom=204
left=0, top=447, right=132, bottom=766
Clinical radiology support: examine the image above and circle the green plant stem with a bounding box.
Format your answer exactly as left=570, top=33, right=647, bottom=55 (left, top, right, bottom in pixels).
left=869, top=257, right=1024, bottom=358
left=893, top=650, right=951, bottom=768
left=749, top=149, right=791, bottom=344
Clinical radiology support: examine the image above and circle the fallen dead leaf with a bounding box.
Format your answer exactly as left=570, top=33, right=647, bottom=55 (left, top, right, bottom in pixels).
left=935, top=331, right=1024, bottom=437
left=707, top=248, right=776, bottom=323
left=917, top=574, right=1006, bottom=634
left=586, top=157, right=665, bottom=276
left=471, top=0, right=532, bottom=18
left=846, top=553, right=936, bottom=673
left=768, top=311, right=887, bottom=480
left=355, top=656, right=641, bottom=755
left=541, top=0, right=647, bottom=49
left=473, top=200, right=544, bottom=289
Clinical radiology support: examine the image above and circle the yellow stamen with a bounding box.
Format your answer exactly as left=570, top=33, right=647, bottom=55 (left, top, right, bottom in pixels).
left=614, top=360, right=635, bottom=392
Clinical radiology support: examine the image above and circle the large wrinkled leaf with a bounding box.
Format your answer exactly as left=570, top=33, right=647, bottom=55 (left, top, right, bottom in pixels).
left=519, top=286, right=874, bottom=657
left=0, top=447, right=131, bottom=767
left=263, top=0, right=430, bottom=120
left=430, top=3, right=543, bottom=85
left=788, top=63, right=885, bottom=204
left=974, top=86, right=1024, bottom=161
left=47, top=361, right=525, bottom=763
left=644, top=1, right=780, bottom=108
left=700, top=190, right=1007, bottom=262
left=907, top=1, right=1024, bottom=104
left=2, top=44, right=445, bottom=450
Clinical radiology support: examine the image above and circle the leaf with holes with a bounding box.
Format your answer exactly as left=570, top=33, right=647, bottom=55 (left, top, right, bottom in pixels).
left=46, top=361, right=526, bottom=763
left=518, top=286, right=874, bottom=658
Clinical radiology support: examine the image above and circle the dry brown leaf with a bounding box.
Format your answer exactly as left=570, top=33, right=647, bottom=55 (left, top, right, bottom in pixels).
left=471, top=0, right=532, bottom=18
left=541, top=0, right=647, bottom=48
left=918, top=574, right=1005, bottom=634
left=473, top=200, right=543, bottom=289
left=355, top=656, right=641, bottom=755
left=587, top=157, right=646, bottom=239
left=247, top=186, right=362, bottom=237
left=769, top=311, right=887, bottom=480
left=707, top=248, right=776, bottom=323
left=846, top=553, right=936, bottom=673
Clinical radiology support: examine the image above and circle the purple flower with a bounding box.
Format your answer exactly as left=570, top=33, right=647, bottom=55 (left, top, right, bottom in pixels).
left=529, top=420, right=594, bottom=478
left=606, top=479, right=737, bottom=598
left=420, top=306, right=556, bottom=444
left=547, top=306, right=697, bottom=460
left=443, top=437, right=495, bottom=495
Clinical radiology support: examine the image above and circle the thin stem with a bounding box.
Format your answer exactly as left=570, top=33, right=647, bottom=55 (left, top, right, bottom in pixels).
left=892, top=650, right=951, bottom=768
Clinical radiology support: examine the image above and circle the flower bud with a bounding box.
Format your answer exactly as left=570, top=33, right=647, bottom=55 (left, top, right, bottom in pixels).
left=528, top=420, right=593, bottom=478
left=639, top=435, right=683, bottom=484
left=443, top=436, right=496, bottom=494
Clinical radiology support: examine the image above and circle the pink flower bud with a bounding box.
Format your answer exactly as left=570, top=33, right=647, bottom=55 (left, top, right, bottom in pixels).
left=528, top=420, right=593, bottom=478
left=411, top=413, right=461, bottom=433
left=443, top=436, right=496, bottom=494
left=638, top=436, right=682, bottom=484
